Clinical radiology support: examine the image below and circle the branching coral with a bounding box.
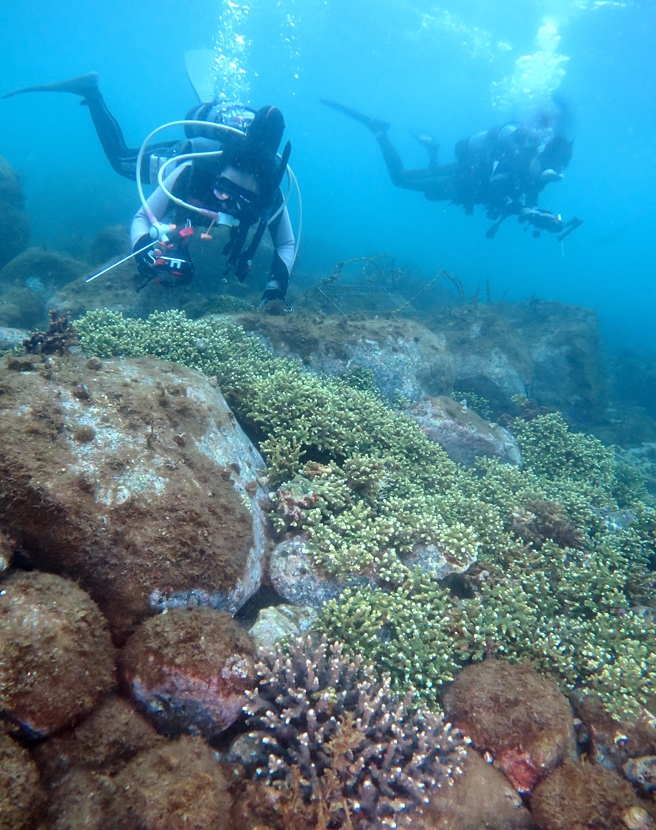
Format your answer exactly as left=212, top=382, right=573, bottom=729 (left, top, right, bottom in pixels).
left=242, top=637, right=468, bottom=829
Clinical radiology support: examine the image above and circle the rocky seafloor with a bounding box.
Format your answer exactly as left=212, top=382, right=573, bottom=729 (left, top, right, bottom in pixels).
left=3, top=155, right=656, bottom=829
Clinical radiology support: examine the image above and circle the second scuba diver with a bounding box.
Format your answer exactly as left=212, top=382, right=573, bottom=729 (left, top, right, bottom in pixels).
left=3, top=73, right=295, bottom=304
left=322, top=100, right=582, bottom=241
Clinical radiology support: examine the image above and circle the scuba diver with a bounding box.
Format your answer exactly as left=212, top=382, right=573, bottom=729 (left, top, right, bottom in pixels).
left=3, top=72, right=296, bottom=304
left=321, top=100, right=582, bottom=241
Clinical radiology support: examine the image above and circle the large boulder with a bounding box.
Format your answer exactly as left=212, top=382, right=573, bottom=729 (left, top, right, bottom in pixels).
left=0, top=246, right=86, bottom=293
left=0, top=729, right=46, bottom=830
left=0, top=157, right=29, bottom=270
left=426, top=300, right=604, bottom=420
left=0, top=354, right=269, bottom=643
left=231, top=312, right=456, bottom=402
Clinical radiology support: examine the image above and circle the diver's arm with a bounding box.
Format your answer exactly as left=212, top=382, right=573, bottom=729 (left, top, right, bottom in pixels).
left=263, top=203, right=295, bottom=301
left=130, top=163, right=192, bottom=248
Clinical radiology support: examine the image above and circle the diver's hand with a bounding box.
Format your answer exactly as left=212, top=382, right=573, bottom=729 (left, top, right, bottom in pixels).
left=135, top=243, right=195, bottom=285
left=519, top=207, right=563, bottom=234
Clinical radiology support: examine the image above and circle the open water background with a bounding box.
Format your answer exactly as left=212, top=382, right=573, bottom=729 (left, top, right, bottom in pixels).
left=0, top=0, right=654, bottom=349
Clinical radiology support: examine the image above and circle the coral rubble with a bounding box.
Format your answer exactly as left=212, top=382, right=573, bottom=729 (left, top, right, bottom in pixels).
left=241, top=636, right=468, bottom=829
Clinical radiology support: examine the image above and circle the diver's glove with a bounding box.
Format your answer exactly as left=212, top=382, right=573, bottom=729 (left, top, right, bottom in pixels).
left=134, top=229, right=195, bottom=286
left=519, top=207, right=564, bottom=235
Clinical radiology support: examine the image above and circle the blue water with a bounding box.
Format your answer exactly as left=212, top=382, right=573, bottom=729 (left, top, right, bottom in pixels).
left=1, top=0, right=654, bottom=348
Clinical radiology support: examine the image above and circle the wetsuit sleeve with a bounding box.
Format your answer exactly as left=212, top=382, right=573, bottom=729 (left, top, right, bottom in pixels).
left=130, top=162, right=192, bottom=248
left=264, top=200, right=295, bottom=299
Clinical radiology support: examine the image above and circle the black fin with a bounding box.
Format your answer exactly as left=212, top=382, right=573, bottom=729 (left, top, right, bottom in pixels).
left=3, top=72, right=99, bottom=100
left=320, top=99, right=389, bottom=134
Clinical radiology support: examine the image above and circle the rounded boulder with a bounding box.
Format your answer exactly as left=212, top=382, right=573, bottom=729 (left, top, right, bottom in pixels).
left=119, top=607, right=255, bottom=738
left=0, top=571, right=115, bottom=736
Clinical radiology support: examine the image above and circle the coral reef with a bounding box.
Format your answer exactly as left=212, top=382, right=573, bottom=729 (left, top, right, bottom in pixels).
left=72, top=309, right=656, bottom=717
left=23, top=309, right=78, bottom=355
left=442, top=659, right=577, bottom=794
left=0, top=729, right=46, bottom=830
left=0, top=571, right=115, bottom=736
left=241, top=636, right=468, bottom=830
left=119, top=607, right=256, bottom=737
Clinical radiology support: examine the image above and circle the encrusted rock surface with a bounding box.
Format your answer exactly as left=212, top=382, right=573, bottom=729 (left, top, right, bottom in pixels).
left=0, top=354, right=269, bottom=642
left=106, top=736, right=232, bottom=830
left=426, top=300, right=604, bottom=420
left=0, top=571, right=115, bottom=737
left=33, top=696, right=163, bottom=786
left=248, top=603, right=317, bottom=652
left=530, top=760, right=652, bottom=830
left=408, top=395, right=522, bottom=467
left=0, top=157, right=29, bottom=271
left=427, top=748, right=537, bottom=830
left=269, top=536, right=373, bottom=609
left=0, top=729, right=46, bottom=830
left=443, top=659, right=577, bottom=794
left=231, top=312, right=456, bottom=401
left=0, top=326, right=27, bottom=351
left=119, top=607, right=256, bottom=737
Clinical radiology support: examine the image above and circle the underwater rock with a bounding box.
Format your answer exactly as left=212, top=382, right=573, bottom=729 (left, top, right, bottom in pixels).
left=269, top=536, right=373, bottom=609
left=0, top=326, right=28, bottom=351
left=41, top=769, right=116, bottom=830
left=0, top=355, right=269, bottom=642
left=0, top=157, right=29, bottom=271
left=105, top=736, right=232, bottom=830
left=0, top=285, right=46, bottom=329
left=33, top=696, right=163, bottom=786
left=443, top=659, right=577, bottom=794
left=0, top=246, right=87, bottom=294
left=0, top=571, right=115, bottom=737
left=571, top=692, right=656, bottom=774
left=408, top=395, right=522, bottom=467
left=119, top=607, right=256, bottom=738
left=426, top=300, right=603, bottom=420
left=530, top=760, right=652, bottom=830
left=231, top=312, right=456, bottom=402
left=87, top=224, right=131, bottom=267
left=427, top=748, right=537, bottom=830
left=0, top=729, right=46, bottom=830
left=248, top=603, right=317, bottom=652
left=624, top=756, right=656, bottom=792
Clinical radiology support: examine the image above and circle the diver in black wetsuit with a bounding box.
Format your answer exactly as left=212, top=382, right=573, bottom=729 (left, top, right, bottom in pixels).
left=3, top=74, right=296, bottom=303
left=322, top=100, right=582, bottom=240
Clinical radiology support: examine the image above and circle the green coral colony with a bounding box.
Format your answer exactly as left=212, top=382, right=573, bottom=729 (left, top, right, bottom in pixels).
left=77, top=309, right=656, bottom=717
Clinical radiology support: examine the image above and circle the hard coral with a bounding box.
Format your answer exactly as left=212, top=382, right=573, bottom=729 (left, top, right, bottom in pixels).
left=243, top=636, right=468, bottom=829
left=23, top=309, right=78, bottom=355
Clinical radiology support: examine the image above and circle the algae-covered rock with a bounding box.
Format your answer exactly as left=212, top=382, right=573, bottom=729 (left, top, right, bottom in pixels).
left=248, top=603, right=317, bottom=652
left=408, top=395, right=522, bottom=467
left=0, top=326, right=28, bottom=351
left=0, top=354, right=269, bottom=642
left=231, top=311, right=456, bottom=401
left=33, top=696, right=163, bottom=786
left=106, top=736, right=232, bottom=830
left=530, top=760, right=651, bottom=830
left=427, top=748, right=537, bottom=830
left=0, top=246, right=86, bottom=292
left=426, top=300, right=603, bottom=419
left=0, top=571, right=115, bottom=737
left=0, top=730, right=46, bottom=830
left=0, top=157, right=29, bottom=270
left=443, top=659, right=577, bottom=794
left=119, top=608, right=256, bottom=737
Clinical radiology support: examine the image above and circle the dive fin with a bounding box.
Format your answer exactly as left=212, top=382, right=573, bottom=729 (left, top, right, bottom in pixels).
left=3, top=72, right=99, bottom=99
left=185, top=50, right=217, bottom=103
left=320, top=99, right=390, bottom=134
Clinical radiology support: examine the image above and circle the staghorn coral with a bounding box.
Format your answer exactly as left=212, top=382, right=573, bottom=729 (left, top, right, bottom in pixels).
left=242, top=636, right=468, bottom=830
left=75, top=309, right=656, bottom=718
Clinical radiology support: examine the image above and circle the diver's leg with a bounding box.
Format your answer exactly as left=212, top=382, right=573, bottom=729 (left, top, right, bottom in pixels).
left=375, top=132, right=441, bottom=192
